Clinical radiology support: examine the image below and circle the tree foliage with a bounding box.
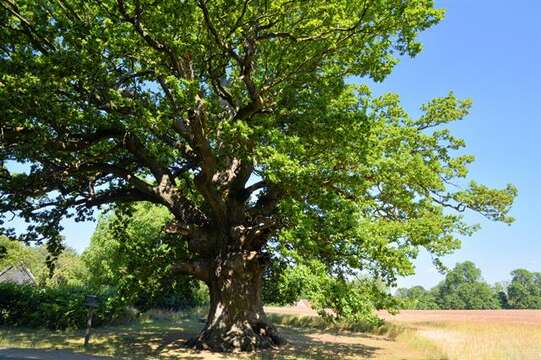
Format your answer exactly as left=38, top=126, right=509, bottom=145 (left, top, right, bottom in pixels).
left=396, top=261, right=530, bottom=310
left=0, top=0, right=516, bottom=350
left=83, top=203, right=205, bottom=310
left=397, top=265, right=541, bottom=311
left=0, top=235, right=44, bottom=276
left=0, top=236, right=87, bottom=286
left=507, top=269, right=541, bottom=309
left=395, top=285, right=439, bottom=309
left=434, top=261, right=500, bottom=310
left=0, top=282, right=129, bottom=330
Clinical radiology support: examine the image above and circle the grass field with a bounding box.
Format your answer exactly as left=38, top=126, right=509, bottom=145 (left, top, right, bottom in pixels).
left=381, top=310, right=541, bottom=360
left=1, top=307, right=541, bottom=359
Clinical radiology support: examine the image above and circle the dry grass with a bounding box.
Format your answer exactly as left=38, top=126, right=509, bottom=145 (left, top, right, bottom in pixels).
left=0, top=307, right=437, bottom=360
left=4, top=307, right=538, bottom=359
left=379, top=309, right=541, bottom=325
left=381, top=310, right=541, bottom=360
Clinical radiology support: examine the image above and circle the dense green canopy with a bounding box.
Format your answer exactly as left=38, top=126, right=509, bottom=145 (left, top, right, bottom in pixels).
left=0, top=0, right=516, bottom=350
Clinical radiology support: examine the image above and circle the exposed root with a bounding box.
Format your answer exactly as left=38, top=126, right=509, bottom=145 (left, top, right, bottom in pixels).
left=187, top=320, right=285, bottom=352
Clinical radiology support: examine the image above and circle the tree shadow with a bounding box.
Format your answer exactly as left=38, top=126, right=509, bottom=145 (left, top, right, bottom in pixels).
left=0, top=348, right=112, bottom=359
left=0, top=319, right=205, bottom=360
left=148, top=323, right=384, bottom=359
left=251, top=325, right=382, bottom=359
left=0, top=316, right=393, bottom=359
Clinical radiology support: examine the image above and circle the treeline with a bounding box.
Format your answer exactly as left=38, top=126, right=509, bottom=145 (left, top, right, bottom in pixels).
left=0, top=236, right=88, bottom=287
left=1, top=203, right=390, bottom=328
left=0, top=203, right=209, bottom=312
left=0, top=204, right=210, bottom=329
left=395, top=261, right=541, bottom=310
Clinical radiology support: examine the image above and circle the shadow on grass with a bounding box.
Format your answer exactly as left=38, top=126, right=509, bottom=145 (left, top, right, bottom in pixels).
left=0, top=312, right=392, bottom=359
left=0, top=348, right=112, bottom=359
left=0, top=319, right=202, bottom=360
left=262, top=325, right=382, bottom=359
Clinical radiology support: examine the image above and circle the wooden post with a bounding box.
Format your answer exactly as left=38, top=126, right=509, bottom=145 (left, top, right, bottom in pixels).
left=83, top=295, right=99, bottom=348
left=84, top=307, right=95, bottom=348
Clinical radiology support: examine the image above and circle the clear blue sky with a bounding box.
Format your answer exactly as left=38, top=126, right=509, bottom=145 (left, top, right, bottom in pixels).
left=374, top=0, right=541, bottom=288
left=8, top=0, right=540, bottom=289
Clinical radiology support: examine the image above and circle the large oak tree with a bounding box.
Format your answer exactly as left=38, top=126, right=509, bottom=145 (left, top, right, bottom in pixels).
left=0, top=0, right=516, bottom=351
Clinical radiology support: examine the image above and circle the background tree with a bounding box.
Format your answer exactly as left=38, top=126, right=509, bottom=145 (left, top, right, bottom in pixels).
left=507, top=269, right=541, bottom=309
left=83, top=203, right=205, bottom=310
left=395, top=285, right=439, bottom=309
left=0, top=0, right=516, bottom=351
left=434, top=261, right=500, bottom=309
left=0, top=236, right=44, bottom=277
left=394, top=266, right=541, bottom=310
left=0, top=236, right=87, bottom=286
left=43, top=247, right=88, bottom=286
left=493, top=281, right=509, bottom=309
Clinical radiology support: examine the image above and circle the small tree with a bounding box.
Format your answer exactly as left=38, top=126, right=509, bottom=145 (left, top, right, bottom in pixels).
left=1, top=0, right=515, bottom=351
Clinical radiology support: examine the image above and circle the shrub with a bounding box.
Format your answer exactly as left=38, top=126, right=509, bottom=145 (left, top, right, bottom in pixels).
left=0, top=283, right=129, bottom=330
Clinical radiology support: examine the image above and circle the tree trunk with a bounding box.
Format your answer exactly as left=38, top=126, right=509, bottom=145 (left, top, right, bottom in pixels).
left=188, top=251, right=284, bottom=352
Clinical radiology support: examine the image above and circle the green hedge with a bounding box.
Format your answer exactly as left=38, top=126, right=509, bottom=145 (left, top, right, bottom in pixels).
left=0, top=283, right=129, bottom=330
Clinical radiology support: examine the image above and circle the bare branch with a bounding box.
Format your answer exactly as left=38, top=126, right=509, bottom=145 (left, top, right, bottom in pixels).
left=244, top=180, right=267, bottom=197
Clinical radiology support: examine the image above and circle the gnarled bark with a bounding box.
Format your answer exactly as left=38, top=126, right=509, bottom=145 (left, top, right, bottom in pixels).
left=188, top=251, right=284, bottom=352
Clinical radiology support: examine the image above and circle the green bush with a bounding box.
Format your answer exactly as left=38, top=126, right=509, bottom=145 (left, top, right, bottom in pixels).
left=0, top=283, right=129, bottom=330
